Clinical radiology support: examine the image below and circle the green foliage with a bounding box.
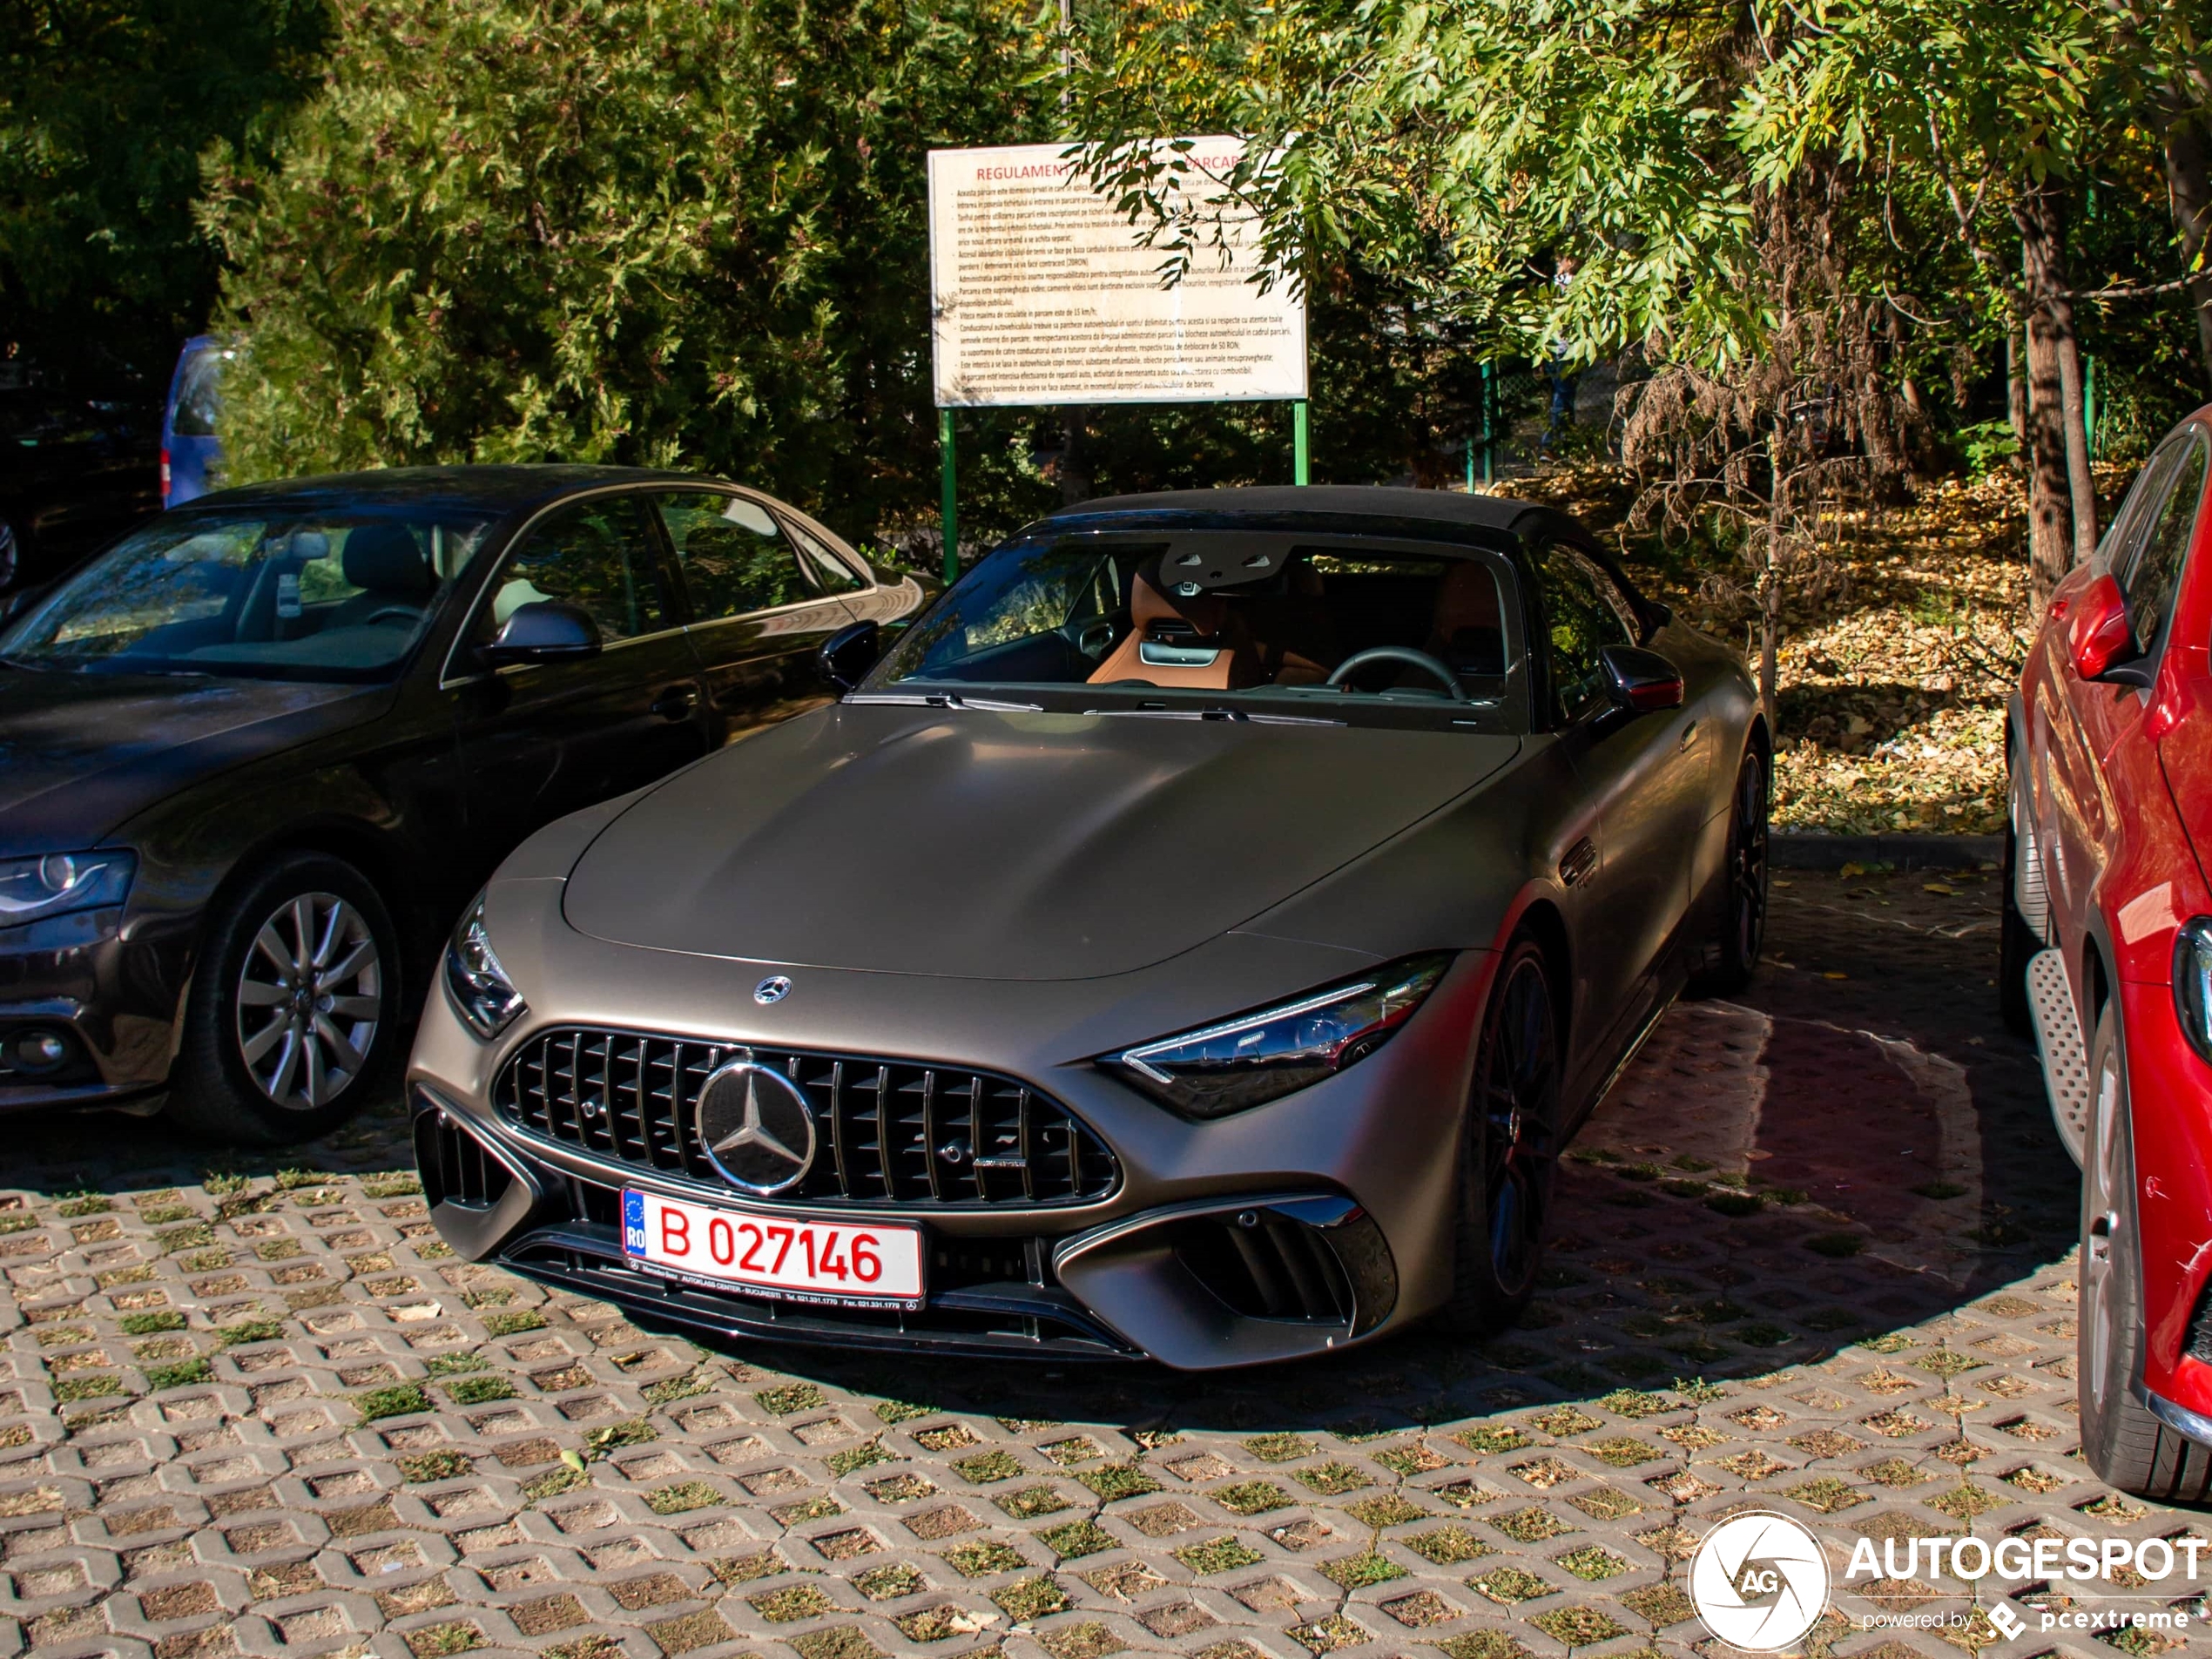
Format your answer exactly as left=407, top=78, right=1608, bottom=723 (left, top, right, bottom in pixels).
left=0, top=0, right=324, bottom=377
left=204, top=0, right=1055, bottom=547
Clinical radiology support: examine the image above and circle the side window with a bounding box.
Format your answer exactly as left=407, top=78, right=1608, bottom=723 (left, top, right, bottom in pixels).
left=2121, top=436, right=2207, bottom=653
left=651, top=492, right=813, bottom=623
left=475, top=496, right=666, bottom=647
left=783, top=516, right=866, bottom=595
left=1536, top=546, right=1635, bottom=721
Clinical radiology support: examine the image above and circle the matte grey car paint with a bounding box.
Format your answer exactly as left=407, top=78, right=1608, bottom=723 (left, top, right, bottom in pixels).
left=409, top=487, right=1762, bottom=1369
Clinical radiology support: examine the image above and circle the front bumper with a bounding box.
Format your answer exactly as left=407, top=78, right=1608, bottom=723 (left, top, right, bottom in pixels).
left=0, top=904, right=186, bottom=1114
left=406, top=907, right=1495, bottom=1369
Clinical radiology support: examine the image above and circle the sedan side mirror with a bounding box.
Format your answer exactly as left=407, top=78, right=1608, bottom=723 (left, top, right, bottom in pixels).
left=478, top=601, right=602, bottom=668
left=2067, top=572, right=2155, bottom=687
left=819, top=619, right=881, bottom=691
left=1600, top=644, right=1685, bottom=713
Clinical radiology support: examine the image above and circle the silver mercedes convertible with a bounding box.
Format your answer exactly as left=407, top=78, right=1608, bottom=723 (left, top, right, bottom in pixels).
left=408, top=487, right=1766, bottom=1368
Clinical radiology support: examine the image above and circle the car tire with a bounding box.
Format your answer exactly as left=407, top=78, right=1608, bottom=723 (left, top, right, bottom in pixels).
left=166, top=852, right=401, bottom=1146
left=1688, top=745, right=1769, bottom=997
left=0, top=515, right=20, bottom=590
left=1440, top=934, right=1561, bottom=1333
left=2000, top=752, right=2040, bottom=1037
left=2077, top=1001, right=2212, bottom=1500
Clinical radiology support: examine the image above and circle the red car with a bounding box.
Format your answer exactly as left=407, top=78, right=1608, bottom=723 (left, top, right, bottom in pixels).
left=2008, top=409, right=2212, bottom=1500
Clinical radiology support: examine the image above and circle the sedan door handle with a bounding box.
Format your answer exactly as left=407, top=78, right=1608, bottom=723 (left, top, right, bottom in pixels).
left=650, top=687, right=698, bottom=722
left=1679, top=720, right=1699, bottom=750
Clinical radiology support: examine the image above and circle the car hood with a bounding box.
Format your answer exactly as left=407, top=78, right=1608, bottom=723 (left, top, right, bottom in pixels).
left=562, top=703, right=1520, bottom=980
left=0, top=666, right=391, bottom=854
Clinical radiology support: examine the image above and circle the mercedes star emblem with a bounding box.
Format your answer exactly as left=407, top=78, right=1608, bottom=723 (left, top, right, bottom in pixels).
left=695, top=1060, right=816, bottom=1194
left=754, top=975, right=792, bottom=1004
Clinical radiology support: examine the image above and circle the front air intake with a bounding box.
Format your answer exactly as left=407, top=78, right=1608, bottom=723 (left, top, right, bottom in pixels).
left=415, top=1110, right=516, bottom=1211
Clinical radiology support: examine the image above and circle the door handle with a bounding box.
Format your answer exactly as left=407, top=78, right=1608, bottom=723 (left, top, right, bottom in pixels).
left=1678, top=720, right=1699, bottom=750
left=651, top=687, right=698, bottom=722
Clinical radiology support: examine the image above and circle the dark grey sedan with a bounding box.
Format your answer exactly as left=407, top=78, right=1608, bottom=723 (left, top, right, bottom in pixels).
left=0, top=465, right=925, bottom=1143
left=409, top=487, right=1766, bottom=1366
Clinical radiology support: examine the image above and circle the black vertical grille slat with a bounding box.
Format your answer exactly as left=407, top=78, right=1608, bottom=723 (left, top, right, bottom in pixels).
left=494, top=1027, right=1116, bottom=1208
left=826, top=1061, right=853, bottom=1197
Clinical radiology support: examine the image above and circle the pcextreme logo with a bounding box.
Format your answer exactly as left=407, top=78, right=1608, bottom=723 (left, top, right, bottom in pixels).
left=1689, top=1512, right=1831, bottom=1651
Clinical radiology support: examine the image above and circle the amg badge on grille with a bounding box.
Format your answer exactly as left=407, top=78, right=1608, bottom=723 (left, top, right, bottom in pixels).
left=695, top=1060, right=817, bottom=1194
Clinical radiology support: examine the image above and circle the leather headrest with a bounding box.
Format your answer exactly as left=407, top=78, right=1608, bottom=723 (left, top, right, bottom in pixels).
left=342, top=523, right=433, bottom=595
left=1432, top=561, right=1500, bottom=637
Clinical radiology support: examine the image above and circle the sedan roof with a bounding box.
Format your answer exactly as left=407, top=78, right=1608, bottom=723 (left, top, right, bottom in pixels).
left=180, top=464, right=705, bottom=517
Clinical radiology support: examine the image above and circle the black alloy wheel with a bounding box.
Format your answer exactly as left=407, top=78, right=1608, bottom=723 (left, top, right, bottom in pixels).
left=1441, top=934, right=1561, bottom=1332
left=2076, top=1002, right=2212, bottom=1500
left=1690, top=745, right=1769, bottom=997
left=168, top=851, right=402, bottom=1145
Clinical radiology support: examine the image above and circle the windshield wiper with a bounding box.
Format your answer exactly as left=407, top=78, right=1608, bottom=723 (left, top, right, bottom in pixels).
left=1082, top=705, right=1345, bottom=727
left=845, top=689, right=1044, bottom=713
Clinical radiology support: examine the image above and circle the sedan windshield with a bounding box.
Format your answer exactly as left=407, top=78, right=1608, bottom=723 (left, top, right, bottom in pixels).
left=2, top=504, right=494, bottom=681
left=866, top=532, right=1517, bottom=718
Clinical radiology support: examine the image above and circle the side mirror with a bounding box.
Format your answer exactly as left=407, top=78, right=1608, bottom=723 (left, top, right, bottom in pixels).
left=477, top=601, right=602, bottom=667
left=1600, top=644, right=1685, bottom=713
left=819, top=619, right=881, bottom=691
left=2067, top=573, right=2155, bottom=686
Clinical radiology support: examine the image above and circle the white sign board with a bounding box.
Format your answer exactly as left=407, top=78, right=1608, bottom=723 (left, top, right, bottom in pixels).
left=927, top=138, right=1307, bottom=408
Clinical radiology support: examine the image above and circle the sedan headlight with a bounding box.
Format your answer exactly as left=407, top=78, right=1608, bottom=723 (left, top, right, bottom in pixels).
left=0, top=851, right=135, bottom=926
left=445, top=891, right=525, bottom=1040
left=2175, top=918, right=2212, bottom=1065
left=1102, top=953, right=1454, bottom=1120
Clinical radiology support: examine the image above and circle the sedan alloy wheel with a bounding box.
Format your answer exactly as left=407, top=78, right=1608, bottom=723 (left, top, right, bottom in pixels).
left=235, top=891, right=382, bottom=1110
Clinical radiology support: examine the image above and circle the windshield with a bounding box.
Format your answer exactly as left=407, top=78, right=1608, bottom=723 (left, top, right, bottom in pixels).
left=865, top=531, right=1519, bottom=724
left=1, top=504, right=494, bottom=682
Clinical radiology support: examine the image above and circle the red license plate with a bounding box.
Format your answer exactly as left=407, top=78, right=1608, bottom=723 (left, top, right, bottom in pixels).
left=622, top=1188, right=924, bottom=1310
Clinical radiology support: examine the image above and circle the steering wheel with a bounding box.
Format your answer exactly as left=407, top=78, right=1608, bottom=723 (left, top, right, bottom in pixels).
left=1325, top=646, right=1466, bottom=700
left=362, top=606, right=421, bottom=626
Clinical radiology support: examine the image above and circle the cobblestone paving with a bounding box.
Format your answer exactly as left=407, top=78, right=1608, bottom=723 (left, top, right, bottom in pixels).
left=2, top=868, right=2200, bottom=1659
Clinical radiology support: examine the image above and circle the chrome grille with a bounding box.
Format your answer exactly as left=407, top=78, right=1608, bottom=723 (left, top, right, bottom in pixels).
left=495, top=1028, right=1119, bottom=1207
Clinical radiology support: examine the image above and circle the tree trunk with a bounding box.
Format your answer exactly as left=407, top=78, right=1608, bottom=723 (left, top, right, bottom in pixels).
left=1058, top=408, right=1094, bottom=504
left=2020, top=268, right=2074, bottom=610
left=2016, top=190, right=2097, bottom=565
left=2007, top=327, right=2027, bottom=468
left=1759, top=432, right=1785, bottom=733
left=2162, top=110, right=2212, bottom=391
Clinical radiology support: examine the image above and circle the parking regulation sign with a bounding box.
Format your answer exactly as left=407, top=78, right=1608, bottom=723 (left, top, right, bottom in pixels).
left=926, top=138, right=1307, bottom=408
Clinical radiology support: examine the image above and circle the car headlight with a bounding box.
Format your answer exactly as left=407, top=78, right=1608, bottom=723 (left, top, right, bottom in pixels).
left=1102, top=953, right=1455, bottom=1120
left=2175, top=918, right=2212, bottom=1065
left=445, top=891, right=525, bottom=1041
left=0, top=851, right=135, bottom=926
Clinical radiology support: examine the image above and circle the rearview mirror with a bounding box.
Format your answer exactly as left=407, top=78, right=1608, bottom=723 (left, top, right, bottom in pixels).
left=2067, top=573, right=2154, bottom=686
left=1600, top=644, right=1685, bottom=713
left=478, top=601, right=602, bottom=668
left=819, top=619, right=881, bottom=691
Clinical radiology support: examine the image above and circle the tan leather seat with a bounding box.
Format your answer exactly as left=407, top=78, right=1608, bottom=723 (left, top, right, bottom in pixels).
left=1087, top=572, right=1260, bottom=690
left=1250, top=563, right=1340, bottom=685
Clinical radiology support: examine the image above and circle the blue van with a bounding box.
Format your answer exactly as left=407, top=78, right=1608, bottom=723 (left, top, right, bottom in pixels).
left=161, top=336, right=226, bottom=506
